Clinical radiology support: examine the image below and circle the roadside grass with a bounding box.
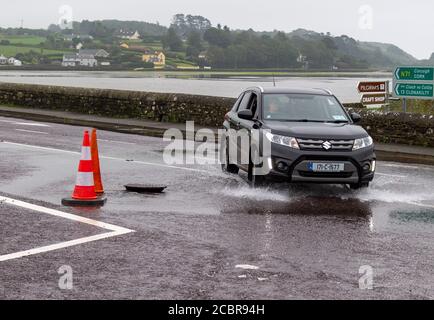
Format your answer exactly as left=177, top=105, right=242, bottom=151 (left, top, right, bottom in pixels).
left=384, top=99, right=434, bottom=115
left=0, top=45, right=67, bottom=56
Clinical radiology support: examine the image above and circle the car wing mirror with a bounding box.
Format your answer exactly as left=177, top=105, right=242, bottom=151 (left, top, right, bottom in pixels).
left=238, top=109, right=253, bottom=120
left=350, top=112, right=361, bottom=123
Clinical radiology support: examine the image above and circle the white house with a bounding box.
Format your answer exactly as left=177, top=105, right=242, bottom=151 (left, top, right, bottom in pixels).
left=79, top=49, right=110, bottom=58
left=62, top=53, right=98, bottom=67
left=62, top=54, right=78, bottom=67
left=0, top=55, right=7, bottom=65
left=117, top=30, right=141, bottom=40
left=78, top=54, right=98, bottom=67
left=8, top=57, right=22, bottom=66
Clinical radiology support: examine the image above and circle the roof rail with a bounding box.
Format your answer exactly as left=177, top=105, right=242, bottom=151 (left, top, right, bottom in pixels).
left=246, top=86, right=264, bottom=93
left=313, top=88, right=333, bottom=95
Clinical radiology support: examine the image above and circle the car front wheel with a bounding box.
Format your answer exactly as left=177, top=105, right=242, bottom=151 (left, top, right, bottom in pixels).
left=248, top=147, right=265, bottom=187
left=221, top=137, right=239, bottom=174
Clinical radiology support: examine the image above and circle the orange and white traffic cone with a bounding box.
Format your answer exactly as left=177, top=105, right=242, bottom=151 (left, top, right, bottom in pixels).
left=62, top=130, right=106, bottom=207
left=91, top=129, right=104, bottom=195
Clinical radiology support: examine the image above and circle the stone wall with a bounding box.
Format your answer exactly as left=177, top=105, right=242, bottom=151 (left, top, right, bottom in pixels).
left=0, top=83, right=235, bottom=127
left=0, top=83, right=433, bottom=147
left=354, top=110, right=434, bottom=147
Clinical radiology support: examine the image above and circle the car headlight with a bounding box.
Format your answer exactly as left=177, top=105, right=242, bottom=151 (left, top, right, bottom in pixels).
left=353, top=136, right=373, bottom=151
left=265, top=132, right=300, bottom=149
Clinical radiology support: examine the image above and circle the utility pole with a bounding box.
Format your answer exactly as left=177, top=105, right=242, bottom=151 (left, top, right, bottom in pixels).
left=20, top=19, right=24, bottom=29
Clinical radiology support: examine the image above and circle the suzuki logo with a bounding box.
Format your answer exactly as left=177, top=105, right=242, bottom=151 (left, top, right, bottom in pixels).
left=322, top=141, right=332, bottom=150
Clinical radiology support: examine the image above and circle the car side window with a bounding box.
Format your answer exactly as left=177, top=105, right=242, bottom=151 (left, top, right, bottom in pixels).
left=237, top=92, right=252, bottom=112
left=249, top=93, right=258, bottom=118
left=232, top=93, right=245, bottom=112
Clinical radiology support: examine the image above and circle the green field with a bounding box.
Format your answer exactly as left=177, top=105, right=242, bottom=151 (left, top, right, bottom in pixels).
left=166, top=57, right=199, bottom=69
left=0, top=35, right=46, bottom=46
left=141, top=42, right=163, bottom=50
left=0, top=45, right=67, bottom=56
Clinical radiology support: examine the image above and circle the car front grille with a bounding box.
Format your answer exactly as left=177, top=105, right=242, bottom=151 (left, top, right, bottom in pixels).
left=297, top=138, right=354, bottom=151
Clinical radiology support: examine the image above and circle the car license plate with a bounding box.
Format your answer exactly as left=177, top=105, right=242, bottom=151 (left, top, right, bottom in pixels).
left=308, top=162, right=345, bottom=172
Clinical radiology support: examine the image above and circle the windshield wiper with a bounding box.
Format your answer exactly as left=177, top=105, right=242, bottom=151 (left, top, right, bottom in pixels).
left=326, top=120, right=350, bottom=124
left=282, top=119, right=326, bottom=123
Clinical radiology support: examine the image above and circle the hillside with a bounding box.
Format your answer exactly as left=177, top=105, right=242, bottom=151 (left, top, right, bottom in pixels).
left=287, top=28, right=418, bottom=68
left=0, top=18, right=430, bottom=71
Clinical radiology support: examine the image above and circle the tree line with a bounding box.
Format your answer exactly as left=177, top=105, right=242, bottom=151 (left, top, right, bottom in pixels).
left=162, top=20, right=370, bottom=69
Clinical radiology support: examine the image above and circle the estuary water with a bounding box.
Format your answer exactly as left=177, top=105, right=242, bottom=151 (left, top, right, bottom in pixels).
left=0, top=70, right=392, bottom=103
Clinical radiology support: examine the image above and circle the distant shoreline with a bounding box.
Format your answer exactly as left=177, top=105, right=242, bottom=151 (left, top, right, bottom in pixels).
left=0, top=67, right=392, bottom=78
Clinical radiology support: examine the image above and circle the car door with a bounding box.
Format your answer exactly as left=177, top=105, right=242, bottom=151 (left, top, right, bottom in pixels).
left=227, top=91, right=252, bottom=167
left=237, top=92, right=258, bottom=169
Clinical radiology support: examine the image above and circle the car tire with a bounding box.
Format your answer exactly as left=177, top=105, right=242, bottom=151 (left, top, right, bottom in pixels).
left=221, top=137, right=239, bottom=174
left=349, top=182, right=370, bottom=190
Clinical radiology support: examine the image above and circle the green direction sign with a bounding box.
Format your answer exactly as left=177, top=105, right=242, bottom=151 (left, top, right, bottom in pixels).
left=395, top=67, right=434, bottom=81
left=394, top=83, right=434, bottom=99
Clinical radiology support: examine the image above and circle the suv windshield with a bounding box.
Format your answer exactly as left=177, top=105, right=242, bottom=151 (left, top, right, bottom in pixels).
left=262, top=93, right=350, bottom=123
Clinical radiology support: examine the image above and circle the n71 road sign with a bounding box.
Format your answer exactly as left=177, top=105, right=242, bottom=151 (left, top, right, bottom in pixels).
left=395, top=67, right=434, bottom=81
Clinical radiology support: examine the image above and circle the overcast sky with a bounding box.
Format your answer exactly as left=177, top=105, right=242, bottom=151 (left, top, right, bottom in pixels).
left=1, top=0, right=433, bottom=59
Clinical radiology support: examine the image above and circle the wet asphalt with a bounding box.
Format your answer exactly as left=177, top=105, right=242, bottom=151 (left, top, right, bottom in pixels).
left=0, top=116, right=433, bottom=300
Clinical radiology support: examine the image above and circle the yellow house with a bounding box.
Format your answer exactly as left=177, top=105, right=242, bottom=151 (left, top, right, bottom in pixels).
left=142, top=51, right=166, bottom=67
left=120, top=43, right=130, bottom=49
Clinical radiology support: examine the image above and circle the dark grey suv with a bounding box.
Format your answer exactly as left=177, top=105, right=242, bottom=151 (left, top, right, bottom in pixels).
left=221, top=87, right=376, bottom=189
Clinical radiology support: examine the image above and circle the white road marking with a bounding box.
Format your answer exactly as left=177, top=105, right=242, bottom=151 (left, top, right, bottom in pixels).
left=375, top=172, right=407, bottom=178
left=13, top=122, right=51, bottom=127
left=0, top=196, right=134, bottom=262
left=1, top=141, right=209, bottom=173
left=407, top=201, right=434, bottom=209
left=381, top=163, right=434, bottom=171
left=2, top=141, right=433, bottom=210
left=102, top=156, right=209, bottom=173
left=99, top=139, right=135, bottom=145
left=2, top=141, right=79, bottom=155
left=235, top=264, right=260, bottom=270
left=15, top=129, right=49, bottom=135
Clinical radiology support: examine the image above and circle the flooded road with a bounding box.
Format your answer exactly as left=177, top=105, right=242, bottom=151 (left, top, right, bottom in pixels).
left=0, top=116, right=433, bottom=299
left=0, top=70, right=392, bottom=103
